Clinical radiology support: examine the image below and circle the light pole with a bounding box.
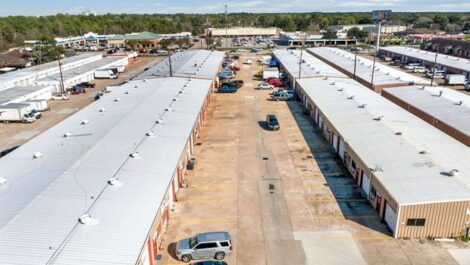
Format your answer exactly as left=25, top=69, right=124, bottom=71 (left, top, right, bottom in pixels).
left=298, top=33, right=307, bottom=80
left=375, top=21, right=382, bottom=55
left=371, top=52, right=377, bottom=90
left=430, top=50, right=439, bottom=86
left=58, top=54, right=65, bottom=94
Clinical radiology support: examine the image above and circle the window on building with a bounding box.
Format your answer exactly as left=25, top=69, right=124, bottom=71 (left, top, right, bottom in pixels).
left=406, top=218, right=426, bottom=226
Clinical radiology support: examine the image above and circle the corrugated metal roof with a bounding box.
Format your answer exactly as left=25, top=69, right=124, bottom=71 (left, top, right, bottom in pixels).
left=0, top=85, right=52, bottom=105
left=308, top=47, right=430, bottom=86
left=134, top=50, right=225, bottom=80
left=383, top=86, right=470, bottom=139
left=298, top=77, right=470, bottom=205
left=0, top=77, right=212, bottom=265
left=272, top=49, right=347, bottom=79
left=380, top=46, right=470, bottom=73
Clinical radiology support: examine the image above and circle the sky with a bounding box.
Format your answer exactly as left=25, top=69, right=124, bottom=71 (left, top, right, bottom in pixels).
left=0, top=0, right=469, bottom=16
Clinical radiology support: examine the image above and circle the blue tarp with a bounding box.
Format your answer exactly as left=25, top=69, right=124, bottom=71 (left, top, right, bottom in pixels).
left=219, top=72, right=233, bottom=78
left=269, top=59, right=279, bottom=68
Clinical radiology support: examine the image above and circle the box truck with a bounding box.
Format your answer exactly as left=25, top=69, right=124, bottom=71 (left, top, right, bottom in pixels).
left=95, top=69, right=118, bottom=79
left=445, top=74, right=466, bottom=85
left=263, top=68, right=280, bottom=80
left=0, top=103, right=35, bottom=123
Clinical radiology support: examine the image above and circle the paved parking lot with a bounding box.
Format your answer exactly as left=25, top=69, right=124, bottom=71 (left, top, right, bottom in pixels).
left=0, top=56, right=162, bottom=150
left=158, top=53, right=470, bottom=265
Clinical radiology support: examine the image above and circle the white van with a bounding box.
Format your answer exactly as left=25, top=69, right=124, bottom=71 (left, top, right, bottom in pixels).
left=404, top=63, right=420, bottom=70
left=412, top=66, right=427, bottom=73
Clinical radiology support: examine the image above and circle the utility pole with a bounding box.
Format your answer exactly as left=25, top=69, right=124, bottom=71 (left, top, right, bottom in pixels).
left=375, top=21, right=382, bottom=55
left=168, top=50, right=173, bottom=77
left=430, top=50, right=438, bottom=86
left=298, top=33, right=306, bottom=79
left=353, top=49, right=358, bottom=79
left=58, top=56, right=65, bottom=94
left=371, top=53, right=377, bottom=89
left=225, top=4, right=228, bottom=48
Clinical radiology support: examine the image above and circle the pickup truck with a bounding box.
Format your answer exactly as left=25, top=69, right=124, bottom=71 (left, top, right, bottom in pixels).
left=271, top=91, right=294, bottom=101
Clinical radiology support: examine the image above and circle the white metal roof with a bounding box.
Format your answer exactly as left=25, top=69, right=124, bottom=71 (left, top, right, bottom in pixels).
left=298, top=77, right=470, bottom=205
left=0, top=85, right=52, bottom=105
left=272, top=49, right=347, bottom=79
left=380, top=46, right=470, bottom=73
left=308, top=47, right=430, bottom=87
left=0, top=77, right=212, bottom=264
left=0, top=53, right=102, bottom=89
left=383, top=86, right=470, bottom=140
left=134, top=50, right=225, bottom=80
left=37, top=57, right=127, bottom=83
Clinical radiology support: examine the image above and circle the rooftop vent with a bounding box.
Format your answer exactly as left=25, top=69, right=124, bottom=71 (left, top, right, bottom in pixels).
left=63, top=131, right=72, bottom=137
left=129, top=152, right=140, bottom=158
left=156, top=119, right=164, bottom=124
left=146, top=131, right=155, bottom=137
left=449, top=169, right=459, bottom=177
left=419, top=150, right=427, bottom=154
left=330, top=81, right=336, bottom=85
left=395, top=132, right=402, bottom=135
left=125, top=91, right=130, bottom=95
left=179, top=90, right=185, bottom=94
left=337, top=88, right=344, bottom=92
left=323, top=77, right=328, bottom=80
left=107, top=177, right=122, bottom=186
left=418, top=86, right=425, bottom=90
left=173, top=98, right=179, bottom=102
left=358, top=104, right=367, bottom=108
left=456, top=101, right=463, bottom=106
left=81, top=119, right=90, bottom=125
left=78, top=214, right=98, bottom=225
left=438, top=91, right=443, bottom=97
left=347, top=95, right=355, bottom=100
left=114, top=97, right=120, bottom=102
left=33, top=152, right=43, bottom=159
left=0, top=177, right=7, bottom=186
left=143, top=79, right=147, bottom=82
left=165, top=107, right=172, bottom=111
left=373, top=116, right=384, bottom=121
left=134, top=85, right=139, bottom=88
left=99, top=108, right=106, bottom=112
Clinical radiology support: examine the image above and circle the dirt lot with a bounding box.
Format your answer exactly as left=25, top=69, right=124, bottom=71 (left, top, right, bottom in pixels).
left=157, top=53, right=470, bottom=265
left=0, top=56, right=162, bottom=150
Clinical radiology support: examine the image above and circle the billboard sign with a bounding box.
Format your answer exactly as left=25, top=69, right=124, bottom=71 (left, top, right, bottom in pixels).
left=372, top=10, right=391, bottom=22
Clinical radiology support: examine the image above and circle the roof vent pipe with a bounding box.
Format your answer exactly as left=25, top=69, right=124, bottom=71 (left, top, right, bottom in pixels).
left=156, top=119, right=164, bottom=124
left=146, top=131, right=155, bottom=137
left=64, top=131, right=72, bottom=137
left=358, top=104, right=367, bottom=108
left=107, top=177, right=122, bottom=186
left=114, top=97, right=120, bottom=102
left=373, top=116, right=384, bottom=121
left=438, top=91, right=443, bottom=97
left=456, top=101, right=463, bottom=106
left=78, top=214, right=97, bottom=225
left=165, top=107, right=172, bottom=111
left=173, top=98, right=179, bottom=102
left=82, top=119, right=90, bottom=125
left=129, top=152, right=140, bottom=158
left=0, top=177, right=7, bottom=186
left=125, top=91, right=130, bottom=95
left=449, top=169, right=459, bottom=177
left=33, top=152, right=43, bottom=159
left=347, top=95, right=355, bottom=100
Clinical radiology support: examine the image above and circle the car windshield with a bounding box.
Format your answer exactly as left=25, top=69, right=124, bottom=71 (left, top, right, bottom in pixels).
left=189, top=236, right=198, bottom=248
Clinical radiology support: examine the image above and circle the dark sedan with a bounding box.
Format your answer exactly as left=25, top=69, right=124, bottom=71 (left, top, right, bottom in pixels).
left=218, top=86, right=238, bottom=93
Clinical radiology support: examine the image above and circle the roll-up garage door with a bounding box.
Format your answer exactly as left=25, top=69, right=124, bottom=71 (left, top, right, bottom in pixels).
left=384, top=202, right=397, bottom=235
left=338, top=138, right=345, bottom=161
left=332, top=134, right=338, bottom=152
left=361, top=172, right=370, bottom=197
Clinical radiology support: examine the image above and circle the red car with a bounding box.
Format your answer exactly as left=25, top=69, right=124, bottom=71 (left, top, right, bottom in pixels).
left=229, top=65, right=240, bottom=71
left=266, top=77, right=279, bottom=83
left=271, top=80, right=284, bottom=87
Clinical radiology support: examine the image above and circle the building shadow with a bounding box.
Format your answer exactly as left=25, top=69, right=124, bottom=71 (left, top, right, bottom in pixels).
left=286, top=100, right=391, bottom=236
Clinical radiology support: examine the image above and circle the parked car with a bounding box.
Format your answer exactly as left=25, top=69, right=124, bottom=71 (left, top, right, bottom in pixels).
left=426, top=69, right=446, bottom=78
left=29, top=109, right=42, bottom=119
left=191, top=261, right=228, bottom=265
left=244, top=59, right=252, bottom=64
left=266, top=114, right=280, bottom=130
left=79, top=82, right=96, bottom=88
left=222, top=80, right=244, bottom=88
left=258, top=82, right=274, bottom=90
left=251, top=48, right=261, bottom=53
left=218, top=86, right=238, bottom=93
left=404, top=63, right=421, bottom=70
left=228, top=65, right=240, bottom=71
left=176, top=231, right=232, bottom=263
left=271, top=91, right=294, bottom=101
left=412, top=66, right=427, bottom=73
left=52, top=94, right=70, bottom=101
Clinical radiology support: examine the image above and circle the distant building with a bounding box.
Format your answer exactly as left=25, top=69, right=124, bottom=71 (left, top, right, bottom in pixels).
left=205, top=27, right=279, bottom=38
left=107, top=31, right=162, bottom=49
left=421, top=38, right=470, bottom=59
left=327, top=24, right=408, bottom=38
left=278, top=31, right=357, bottom=46
left=0, top=54, right=31, bottom=69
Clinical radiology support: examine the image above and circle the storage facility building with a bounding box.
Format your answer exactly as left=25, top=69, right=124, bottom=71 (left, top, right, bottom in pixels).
left=35, top=57, right=128, bottom=92
left=0, top=77, right=213, bottom=265
left=0, top=85, right=53, bottom=105
left=296, top=77, right=470, bottom=238
left=272, top=49, right=347, bottom=87
left=0, top=53, right=102, bottom=90
left=379, top=46, right=470, bottom=80
left=382, top=86, right=470, bottom=146
left=134, top=50, right=225, bottom=89
left=308, top=47, right=430, bottom=92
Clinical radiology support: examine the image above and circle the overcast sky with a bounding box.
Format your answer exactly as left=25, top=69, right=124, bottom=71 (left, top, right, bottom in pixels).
left=1, top=0, right=469, bottom=16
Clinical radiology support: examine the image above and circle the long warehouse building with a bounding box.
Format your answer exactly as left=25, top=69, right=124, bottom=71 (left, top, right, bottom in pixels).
left=380, top=46, right=470, bottom=80
left=274, top=48, right=470, bottom=239
left=134, top=50, right=225, bottom=90
left=382, top=86, right=470, bottom=146
left=308, top=47, right=430, bottom=92
left=0, top=53, right=102, bottom=90
left=0, top=77, right=214, bottom=265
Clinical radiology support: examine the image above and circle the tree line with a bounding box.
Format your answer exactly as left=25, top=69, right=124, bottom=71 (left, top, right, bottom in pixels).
left=1, top=12, right=470, bottom=51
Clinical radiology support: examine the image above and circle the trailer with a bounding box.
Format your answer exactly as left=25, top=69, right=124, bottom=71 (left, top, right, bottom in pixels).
left=26, top=99, right=49, bottom=111
left=94, top=69, right=118, bottom=79
left=445, top=74, right=466, bottom=85
left=263, top=68, right=280, bottom=80
left=0, top=103, right=35, bottom=123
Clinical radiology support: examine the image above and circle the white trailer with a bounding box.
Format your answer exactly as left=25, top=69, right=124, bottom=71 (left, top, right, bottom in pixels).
left=0, top=103, right=35, bottom=123
left=26, top=99, right=49, bottom=111
left=94, top=69, right=118, bottom=79
left=263, top=68, right=280, bottom=80
left=445, top=74, right=466, bottom=85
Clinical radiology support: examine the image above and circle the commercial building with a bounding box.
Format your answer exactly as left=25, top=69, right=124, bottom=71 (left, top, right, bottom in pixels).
left=0, top=85, right=53, bottom=106
left=327, top=24, right=408, bottom=38
left=421, top=39, right=470, bottom=59
left=107, top=31, right=162, bottom=49
left=379, top=46, right=470, bottom=80
left=205, top=27, right=279, bottom=38
left=278, top=31, right=357, bottom=46
left=133, top=50, right=225, bottom=89
left=308, top=47, right=430, bottom=92
left=35, top=57, right=129, bottom=92
left=382, top=86, right=470, bottom=146
left=0, top=53, right=102, bottom=90
left=272, top=49, right=347, bottom=87
left=0, top=54, right=31, bottom=69
left=296, top=77, right=470, bottom=238
left=0, top=76, right=213, bottom=265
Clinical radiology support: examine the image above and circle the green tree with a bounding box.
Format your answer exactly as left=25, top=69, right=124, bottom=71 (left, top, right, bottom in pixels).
left=347, top=27, right=368, bottom=40
left=322, top=30, right=337, bottom=39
